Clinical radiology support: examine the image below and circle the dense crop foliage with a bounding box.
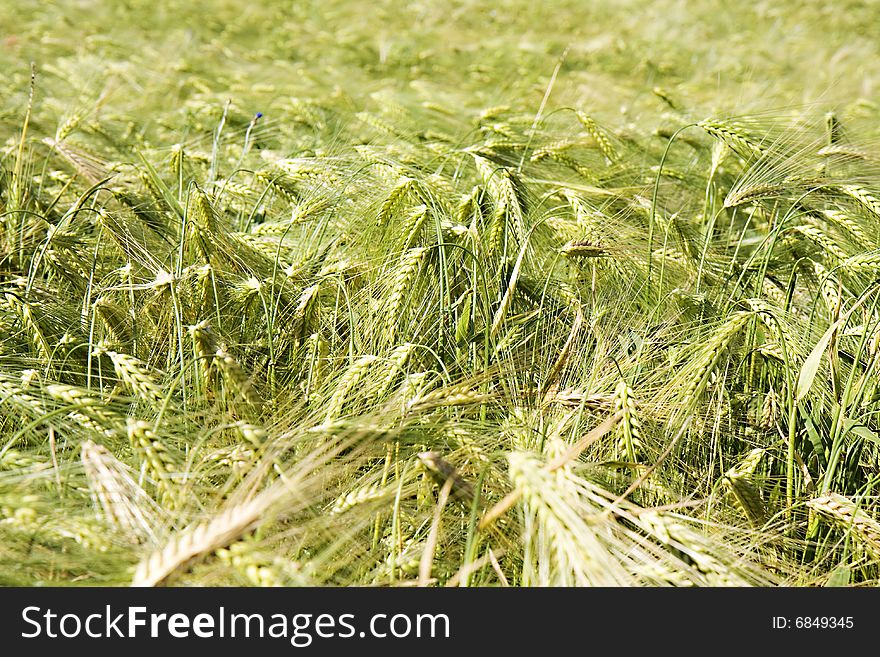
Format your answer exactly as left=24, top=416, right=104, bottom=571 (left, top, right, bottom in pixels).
left=3, top=0, right=880, bottom=586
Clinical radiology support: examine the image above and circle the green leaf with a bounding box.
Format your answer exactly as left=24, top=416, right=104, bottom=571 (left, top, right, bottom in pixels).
left=841, top=417, right=880, bottom=446
left=825, top=565, right=851, bottom=587
left=799, top=407, right=826, bottom=467
left=455, top=295, right=472, bottom=346
left=797, top=291, right=878, bottom=402
left=797, top=321, right=839, bottom=402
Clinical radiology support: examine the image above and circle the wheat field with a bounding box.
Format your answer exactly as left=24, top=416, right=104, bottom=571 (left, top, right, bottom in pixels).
left=2, top=0, right=880, bottom=586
